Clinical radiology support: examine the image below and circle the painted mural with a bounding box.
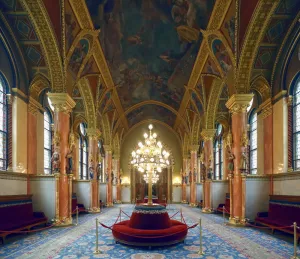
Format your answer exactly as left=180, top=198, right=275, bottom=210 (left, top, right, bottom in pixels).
left=221, top=0, right=235, bottom=51
left=65, top=0, right=81, bottom=52
left=202, top=56, right=220, bottom=76
left=126, top=105, right=176, bottom=128
left=69, top=38, right=89, bottom=78
left=86, top=0, right=216, bottom=110
left=191, top=92, right=203, bottom=115
left=212, top=39, right=232, bottom=75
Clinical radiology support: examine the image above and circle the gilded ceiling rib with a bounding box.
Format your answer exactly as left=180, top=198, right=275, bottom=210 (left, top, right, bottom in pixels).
left=20, top=0, right=65, bottom=93
left=236, top=0, right=280, bottom=93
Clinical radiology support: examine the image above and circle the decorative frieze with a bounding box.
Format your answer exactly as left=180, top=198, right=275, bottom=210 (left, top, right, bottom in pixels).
left=47, top=93, right=76, bottom=114
left=201, top=129, right=216, bottom=141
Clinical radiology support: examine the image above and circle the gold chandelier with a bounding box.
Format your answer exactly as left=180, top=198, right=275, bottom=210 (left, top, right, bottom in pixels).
left=131, top=124, right=171, bottom=204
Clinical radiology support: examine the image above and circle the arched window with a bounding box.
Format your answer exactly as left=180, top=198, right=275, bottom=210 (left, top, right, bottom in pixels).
left=249, top=111, right=257, bottom=174
left=214, top=124, right=223, bottom=180
left=44, top=110, right=52, bottom=174
left=79, top=123, right=88, bottom=179
left=293, top=79, right=300, bottom=169
left=0, top=74, right=8, bottom=170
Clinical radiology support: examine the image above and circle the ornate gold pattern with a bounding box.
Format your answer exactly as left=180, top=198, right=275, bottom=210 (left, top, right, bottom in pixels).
left=86, top=128, right=101, bottom=139
left=259, top=98, right=272, bottom=119
left=225, top=94, right=254, bottom=114
left=47, top=93, right=76, bottom=114
left=29, top=74, right=51, bottom=101
left=236, top=0, right=280, bottom=93
left=28, top=97, right=43, bottom=115
left=250, top=76, right=271, bottom=102
left=21, top=0, right=65, bottom=92
left=201, top=129, right=216, bottom=141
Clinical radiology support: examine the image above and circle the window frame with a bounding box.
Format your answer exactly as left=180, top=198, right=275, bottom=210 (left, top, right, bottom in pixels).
left=249, top=110, right=257, bottom=174
left=43, top=109, right=52, bottom=174
left=78, top=123, right=88, bottom=180
left=214, top=124, right=223, bottom=180
left=293, top=78, right=300, bottom=170
left=0, top=73, right=8, bottom=171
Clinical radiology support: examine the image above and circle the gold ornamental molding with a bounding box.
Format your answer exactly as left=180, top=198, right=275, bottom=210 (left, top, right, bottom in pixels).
left=190, top=145, right=199, bottom=152
left=201, top=129, right=216, bottom=141
left=29, top=73, right=50, bottom=101
left=103, top=144, right=112, bottom=153
left=272, top=90, right=287, bottom=103
left=250, top=75, right=271, bottom=103
left=47, top=93, right=76, bottom=113
left=28, top=97, right=43, bottom=116
left=11, top=88, right=27, bottom=100
left=77, top=78, right=96, bottom=129
left=207, top=0, right=232, bottom=30
left=225, top=94, right=254, bottom=114
left=69, top=0, right=94, bottom=29
left=235, top=0, right=280, bottom=93
left=258, top=98, right=272, bottom=119
left=205, top=79, right=225, bottom=129
left=20, top=0, right=65, bottom=92
left=86, top=128, right=101, bottom=139
left=72, top=113, right=87, bottom=133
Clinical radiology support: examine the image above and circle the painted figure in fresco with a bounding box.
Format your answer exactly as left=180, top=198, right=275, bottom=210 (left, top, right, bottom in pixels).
left=225, top=16, right=235, bottom=50
left=65, top=13, right=77, bottom=49
left=212, top=39, right=232, bottom=74
left=65, top=150, right=73, bottom=174
left=51, top=147, right=60, bottom=173
left=228, top=149, right=235, bottom=173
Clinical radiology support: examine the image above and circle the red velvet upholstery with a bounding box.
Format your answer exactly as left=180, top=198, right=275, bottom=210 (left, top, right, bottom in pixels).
left=111, top=204, right=189, bottom=246
left=255, top=195, right=300, bottom=241
left=129, top=211, right=171, bottom=229
left=71, top=194, right=86, bottom=214
left=112, top=220, right=188, bottom=246
left=144, top=198, right=159, bottom=203
left=0, top=195, right=47, bottom=243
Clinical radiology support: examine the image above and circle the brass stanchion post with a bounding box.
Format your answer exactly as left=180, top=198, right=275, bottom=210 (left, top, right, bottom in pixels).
left=76, top=206, right=79, bottom=226
left=120, top=208, right=121, bottom=223
left=291, top=222, right=299, bottom=259
left=93, top=218, right=101, bottom=254
left=223, top=206, right=225, bottom=225
left=180, top=208, right=182, bottom=222
left=198, top=218, right=205, bottom=255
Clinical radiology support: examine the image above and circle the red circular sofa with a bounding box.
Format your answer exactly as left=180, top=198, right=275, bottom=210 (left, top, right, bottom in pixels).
left=112, top=204, right=188, bottom=246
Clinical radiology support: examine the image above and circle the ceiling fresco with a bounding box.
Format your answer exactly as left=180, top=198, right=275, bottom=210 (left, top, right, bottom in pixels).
left=86, top=0, right=216, bottom=112
left=126, top=104, right=176, bottom=128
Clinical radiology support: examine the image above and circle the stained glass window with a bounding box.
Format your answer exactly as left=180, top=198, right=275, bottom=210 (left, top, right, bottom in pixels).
left=0, top=74, right=7, bottom=170
left=44, top=111, right=52, bottom=174
left=293, top=80, right=300, bottom=170
left=214, top=124, right=223, bottom=180
left=249, top=112, right=257, bottom=174
left=79, top=123, right=88, bottom=179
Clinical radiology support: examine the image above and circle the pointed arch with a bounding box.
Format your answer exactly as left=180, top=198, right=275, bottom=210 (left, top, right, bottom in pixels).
left=250, top=75, right=271, bottom=103
left=29, top=73, right=51, bottom=101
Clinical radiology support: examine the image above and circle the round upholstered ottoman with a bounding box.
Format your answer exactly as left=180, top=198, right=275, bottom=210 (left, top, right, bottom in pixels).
left=112, top=204, right=188, bottom=247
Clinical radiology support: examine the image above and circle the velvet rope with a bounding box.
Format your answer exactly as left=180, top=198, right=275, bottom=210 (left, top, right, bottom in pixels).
left=120, top=209, right=131, bottom=218
left=169, top=211, right=179, bottom=219
left=180, top=211, right=186, bottom=224
left=0, top=224, right=54, bottom=234
left=246, top=222, right=294, bottom=229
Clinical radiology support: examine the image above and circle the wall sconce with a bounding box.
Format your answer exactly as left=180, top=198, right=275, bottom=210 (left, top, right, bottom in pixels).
left=173, top=177, right=181, bottom=187
left=122, top=177, right=130, bottom=188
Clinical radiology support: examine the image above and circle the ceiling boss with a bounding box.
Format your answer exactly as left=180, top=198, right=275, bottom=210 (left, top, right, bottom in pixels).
left=131, top=124, right=171, bottom=205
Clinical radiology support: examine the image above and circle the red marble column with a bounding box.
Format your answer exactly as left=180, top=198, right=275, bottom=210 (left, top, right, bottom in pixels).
left=201, top=129, right=215, bottom=213
left=87, top=129, right=100, bottom=212
left=181, top=157, right=188, bottom=203
left=287, top=96, right=293, bottom=171
left=115, top=154, right=122, bottom=203
left=190, top=145, right=199, bottom=207
left=104, top=145, right=113, bottom=206
left=48, top=93, right=75, bottom=226
left=226, top=94, right=253, bottom=225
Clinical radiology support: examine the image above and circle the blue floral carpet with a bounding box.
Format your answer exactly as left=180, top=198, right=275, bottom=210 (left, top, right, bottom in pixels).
left=0, top=204, right=297, bottom=259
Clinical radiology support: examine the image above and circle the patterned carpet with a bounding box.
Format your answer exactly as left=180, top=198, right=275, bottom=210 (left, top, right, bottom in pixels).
left=0, top=204, right=297, bottom=259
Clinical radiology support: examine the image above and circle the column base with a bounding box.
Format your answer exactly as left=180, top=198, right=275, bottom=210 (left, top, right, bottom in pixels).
left=115, top=200, right=122, bottom=204
left=189, top=203, right=198, bottom=207
left=53, top=216, right=73, bottom=227
left=227, top=217, right=246, bottom=227
left=88, top=207, right=100, bottom=213
left=181, top=200, right=188, bottom=204
left=201, top=207, right=214, bottom=214
left=106, top=202, right=114, bottom=207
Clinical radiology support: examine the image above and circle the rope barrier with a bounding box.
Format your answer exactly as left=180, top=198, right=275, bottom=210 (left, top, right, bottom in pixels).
left=99, top=222, right=198, bottom=239
left=120, top=209, right=131, bottom=218
left=246, top=222, right=293, bottom=230
left=0, top=224, right=54, bottom=234
left=170, top=211, right=180, bottom=219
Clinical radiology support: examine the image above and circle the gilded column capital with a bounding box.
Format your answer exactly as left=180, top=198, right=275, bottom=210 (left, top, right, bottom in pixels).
left=201, top=129, right=216, bottom=141
left=258, top=98, right=272, bottom=119
left=190, top=145, right=199, bottom=152
left=86, top=128, right=101, bottom=139
left=103, top=145, right=112, bottom=153
left=225, top=94, right=254, bottom=114
left=28, top=97, right=43, bottom=116
left=47, top=93, right=76, bottom=114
